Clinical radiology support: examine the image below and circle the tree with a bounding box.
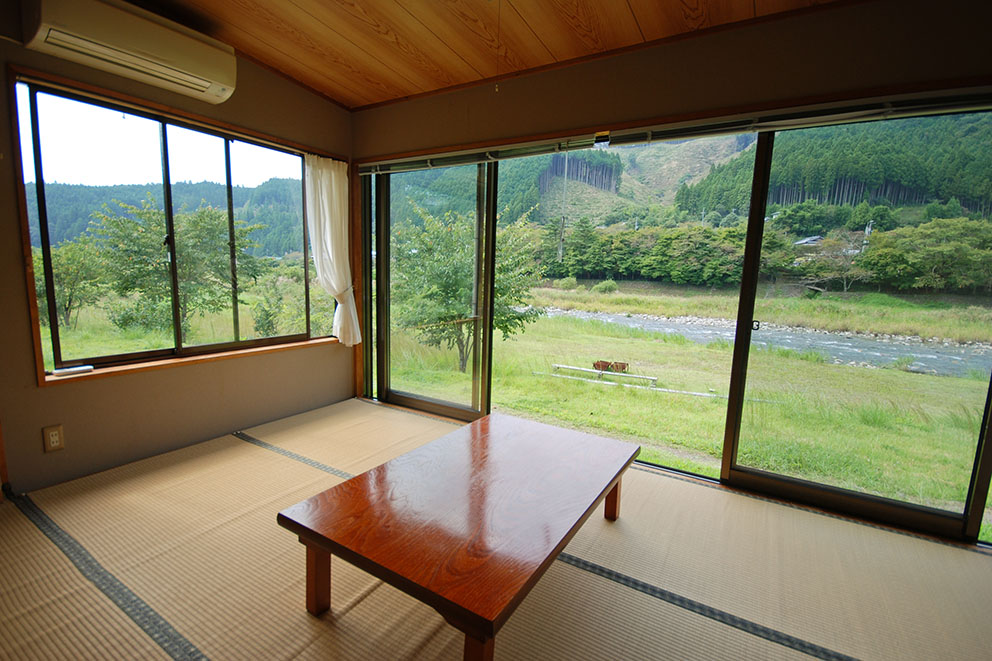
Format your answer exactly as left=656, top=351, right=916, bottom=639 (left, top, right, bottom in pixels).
left=563, top=216, right=605, bottom=278
left=390, top=205, right=542, bottom=373
left=91, top=198, right=265, bottom=333
left=758, top=227, right=796, bottom=282
left=858, top=217, right=992, bottom=292
left=847, top=201, right=896, bottom=232
left=804, top=230, right=872, bottom=292
left=32, top=237, right=103, bottom=329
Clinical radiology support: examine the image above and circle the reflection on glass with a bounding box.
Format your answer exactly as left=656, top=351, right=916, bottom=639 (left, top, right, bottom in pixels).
left=738, top=113, right=992, bottom=514
left=489, top=136, right=755, bottom=478
left=389, top=164, right=482, bottom=408
left=35, top=91, right=172, bottom=361
left=229, top=140, right=306, bottom=340
left=166, top=124, right=235, bottom=347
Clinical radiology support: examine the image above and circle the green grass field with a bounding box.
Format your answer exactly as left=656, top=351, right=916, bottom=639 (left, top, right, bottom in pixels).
left=389, top=305, right=992, bottom=541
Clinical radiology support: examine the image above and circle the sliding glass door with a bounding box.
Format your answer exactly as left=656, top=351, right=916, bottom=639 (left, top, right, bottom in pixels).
left=364, top=103, right=992, bottom=540
left=726, top=114, right=992, bottom=538
left=376, top=163, right=495, bottom=420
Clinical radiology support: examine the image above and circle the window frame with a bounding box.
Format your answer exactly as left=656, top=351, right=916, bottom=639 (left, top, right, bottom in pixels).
left=359, top=93, right=992, bottom=542
left=12, top=73, right=338, bottom=379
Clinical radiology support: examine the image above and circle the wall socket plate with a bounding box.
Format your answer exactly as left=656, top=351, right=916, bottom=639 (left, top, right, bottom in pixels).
left=42, top=424, right=65, bottom=452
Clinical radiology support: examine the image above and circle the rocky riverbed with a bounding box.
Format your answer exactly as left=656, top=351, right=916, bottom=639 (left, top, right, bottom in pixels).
left=545, top=308, right=992, bottom=377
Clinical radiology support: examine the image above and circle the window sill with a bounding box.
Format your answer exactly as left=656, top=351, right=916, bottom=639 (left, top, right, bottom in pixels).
left=40, top=336, right=340, bottom=387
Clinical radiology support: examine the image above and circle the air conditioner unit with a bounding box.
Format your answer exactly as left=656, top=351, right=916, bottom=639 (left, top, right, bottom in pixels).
left=22, top=0, right=236, bottom=104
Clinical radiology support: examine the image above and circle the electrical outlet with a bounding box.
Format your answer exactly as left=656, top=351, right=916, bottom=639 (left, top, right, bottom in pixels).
left=42, top=424, right=65, bottom=452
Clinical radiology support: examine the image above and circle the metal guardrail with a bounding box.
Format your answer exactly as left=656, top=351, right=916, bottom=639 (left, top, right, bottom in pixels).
left=535, top=370, right=725, bottom=399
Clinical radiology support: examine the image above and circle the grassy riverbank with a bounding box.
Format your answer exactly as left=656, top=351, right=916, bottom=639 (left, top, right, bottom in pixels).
left=531, top=282, right=992, bottom=344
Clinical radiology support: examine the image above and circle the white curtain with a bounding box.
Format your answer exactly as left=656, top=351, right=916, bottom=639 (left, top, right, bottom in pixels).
left=305, top=154, right=361, bottom=346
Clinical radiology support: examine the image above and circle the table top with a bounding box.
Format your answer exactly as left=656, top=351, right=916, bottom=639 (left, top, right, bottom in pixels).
left=277, top=412, right=639, bottom=639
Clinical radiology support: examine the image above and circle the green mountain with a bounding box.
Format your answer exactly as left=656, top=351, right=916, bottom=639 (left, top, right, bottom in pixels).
left=27, top=113, right=991, bottom=261
left=25, top=178, right=303, bottom=257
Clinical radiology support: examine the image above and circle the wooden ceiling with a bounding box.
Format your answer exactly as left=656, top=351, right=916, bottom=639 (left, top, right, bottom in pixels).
left=129, top=0, right=844, bottom=110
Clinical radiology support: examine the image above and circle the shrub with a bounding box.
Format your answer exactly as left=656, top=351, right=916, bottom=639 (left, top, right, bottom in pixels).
left=554, top=276, right=578, bottom=290
left=592, top=279, right=619, bottom=294
left=107, top=299, right=173, bottom=332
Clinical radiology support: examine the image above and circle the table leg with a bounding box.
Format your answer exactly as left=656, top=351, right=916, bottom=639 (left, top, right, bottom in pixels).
left=604, top=478, right=621, bottom=521
left=464, top=634, right=494, bottom=661
left=304, top=542, right=331, bottom=615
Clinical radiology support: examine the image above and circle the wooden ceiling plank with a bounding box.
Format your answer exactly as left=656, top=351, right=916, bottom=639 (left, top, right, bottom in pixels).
left=290, top=0, right=479, bottom=91
left=506, top=0, right=643, bottom=62
left=181, top=0, right=412, bottom=106
left=171, top=6, right=372, bottom=106
left=131, top=0, right=849, bottom=109
left=395, top=0, right=554, bottom=79
left=627, top=0, right=754, bottom=41
left=269, top=1, right=428, bottom=98
left=495, top=0, right=559, bottom=75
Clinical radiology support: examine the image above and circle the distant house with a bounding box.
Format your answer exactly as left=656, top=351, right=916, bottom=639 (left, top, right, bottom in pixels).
left=794, top=235, right=823, bottom=246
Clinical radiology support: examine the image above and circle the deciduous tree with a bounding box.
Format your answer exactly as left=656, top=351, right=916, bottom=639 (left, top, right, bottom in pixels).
left=390, top=205, right=542, bottom=372
left=91, top=198, right=264, bottom=333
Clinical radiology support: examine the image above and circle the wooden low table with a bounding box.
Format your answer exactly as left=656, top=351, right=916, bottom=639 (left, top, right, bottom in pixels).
left=277, top=413, right=639, bottom=660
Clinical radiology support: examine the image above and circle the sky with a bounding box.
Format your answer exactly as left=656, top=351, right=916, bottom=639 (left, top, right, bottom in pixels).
left=16, top=82, right=302, bottom=187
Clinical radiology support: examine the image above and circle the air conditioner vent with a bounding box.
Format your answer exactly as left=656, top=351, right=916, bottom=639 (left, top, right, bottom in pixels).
left=23, top=0, right=236, bottom=104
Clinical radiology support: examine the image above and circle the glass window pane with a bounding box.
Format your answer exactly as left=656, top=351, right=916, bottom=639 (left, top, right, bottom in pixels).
left=35, top=92, right=172, bottom=362
left=229, top=141, right=307, bottom=340
left=16, top=83, right=54, bottom=371
left=738, top=113, right=992, bottom=514
left=166, top=124, right=235, bottom=347
left=982, top=480, right=992, bottom=544
left=490, top=135, right=756, bottom=479
left=388, top=164, right=482, bottom=408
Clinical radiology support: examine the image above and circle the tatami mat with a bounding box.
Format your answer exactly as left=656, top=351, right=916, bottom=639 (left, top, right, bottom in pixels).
left=5, top=397, right=992, bottom=660
left=565, top=466, right=992, bottom=660
left=241, top=398, right=461, bottom=475
left=0, top=501, right=167, bottom=660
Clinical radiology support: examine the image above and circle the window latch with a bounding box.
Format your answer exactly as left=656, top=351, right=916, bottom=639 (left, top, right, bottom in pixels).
left=752, top=320, right=761, bottom=331
left=163, top=234, right=173, bottom=248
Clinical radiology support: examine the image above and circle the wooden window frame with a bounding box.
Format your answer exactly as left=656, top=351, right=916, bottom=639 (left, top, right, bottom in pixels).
left=9, top=68, right=345, bottom=385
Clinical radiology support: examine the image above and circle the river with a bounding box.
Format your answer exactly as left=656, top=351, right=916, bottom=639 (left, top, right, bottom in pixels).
left=546, top=308, right=992, bottom=378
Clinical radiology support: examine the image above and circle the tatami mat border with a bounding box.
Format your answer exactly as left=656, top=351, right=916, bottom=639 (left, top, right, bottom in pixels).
left=232, top=431, right=353, bottom=479
left=10, top=492, right=207, bottom=661
left=630, top=464, right=992, bottom=556
left=557, top=552, right=854, bottom=661
left=232, top=428, right=854, bottom=659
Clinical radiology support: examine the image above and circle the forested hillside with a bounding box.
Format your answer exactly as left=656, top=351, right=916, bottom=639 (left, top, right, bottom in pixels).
left=678, top=114, right=992, bottom=218
left=25, top=178, right=303, bottom=256
left=26, top=111, right=992, bottom=295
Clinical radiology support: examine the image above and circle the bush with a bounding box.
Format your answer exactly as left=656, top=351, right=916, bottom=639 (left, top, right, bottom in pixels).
left=251, top=299, right=278, bottom=337
left=553, top=276, right=578, bottom=290
left=592, top=279, right=619, bottom=294
left=107, top=299, right=173, bottom=332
